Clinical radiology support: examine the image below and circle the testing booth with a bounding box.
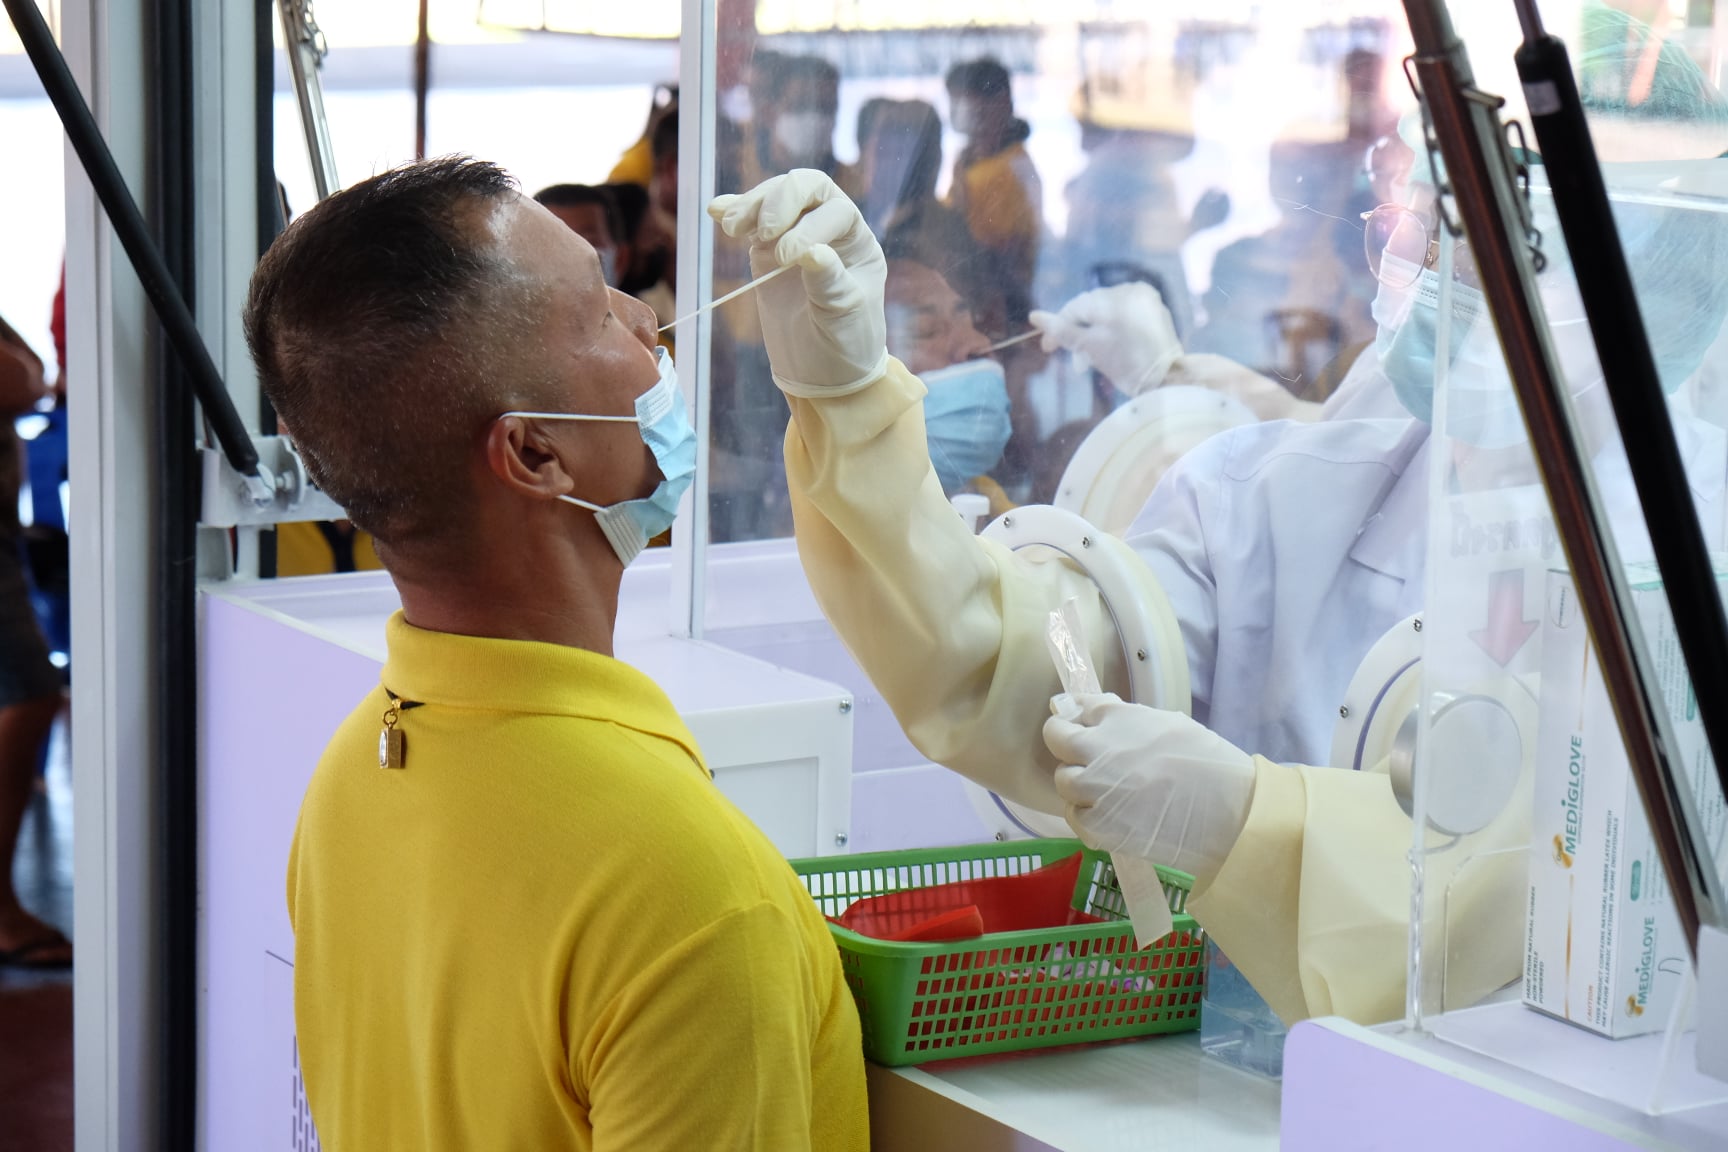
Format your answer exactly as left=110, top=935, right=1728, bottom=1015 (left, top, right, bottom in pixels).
left=27, top=0, right=1728, bottom=1146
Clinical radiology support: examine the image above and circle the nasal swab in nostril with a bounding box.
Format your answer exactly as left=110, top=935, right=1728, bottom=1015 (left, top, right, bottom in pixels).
left=657, top=263, right=797, bottom=333
left=984, top=329, right=1041, bottom=354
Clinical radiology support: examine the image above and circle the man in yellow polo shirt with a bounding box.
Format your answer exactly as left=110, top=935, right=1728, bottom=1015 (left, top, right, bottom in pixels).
left=243, top=157, right=867, bottom=1150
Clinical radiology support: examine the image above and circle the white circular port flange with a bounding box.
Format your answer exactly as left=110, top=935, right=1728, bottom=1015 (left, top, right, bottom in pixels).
left=965, top=504, right=1190, bottom=841
left=1054, top=385, right=1256, bottom=537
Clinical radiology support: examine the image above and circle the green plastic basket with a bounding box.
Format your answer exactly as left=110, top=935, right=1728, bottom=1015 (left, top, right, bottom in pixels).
left=789, top=839, right=1204, bottom=1066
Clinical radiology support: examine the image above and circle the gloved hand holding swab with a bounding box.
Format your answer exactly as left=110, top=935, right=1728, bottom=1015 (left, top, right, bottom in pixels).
left=1045, top=599, right=1183, bottom=946
left=706, top=171, right=889, bottom=397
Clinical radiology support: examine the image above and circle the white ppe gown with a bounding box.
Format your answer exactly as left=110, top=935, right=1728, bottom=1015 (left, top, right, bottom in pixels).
left=1131, top=415, right=1427, bottom=768
left=784, top=357, right=1725, bottom=1026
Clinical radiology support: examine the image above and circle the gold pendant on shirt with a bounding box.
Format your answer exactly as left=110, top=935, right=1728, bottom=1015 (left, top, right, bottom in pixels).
left=379, top=702, right=407, bottom=769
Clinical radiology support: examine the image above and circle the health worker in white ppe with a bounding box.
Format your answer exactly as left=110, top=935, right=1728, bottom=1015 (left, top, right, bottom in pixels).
left=1022, top=121, right=1424, bottom=428
left=708, top=146, right=1728, bottom=1025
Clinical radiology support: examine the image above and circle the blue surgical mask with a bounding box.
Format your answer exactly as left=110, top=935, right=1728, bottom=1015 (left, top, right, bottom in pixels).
left=1376, top=261, right=1484, bottom=425
left=505, top=347, right=697, bottom=567
left=1378, top=262, right=1600, bottom=449
left=922, top=358, right=1012, bottom=492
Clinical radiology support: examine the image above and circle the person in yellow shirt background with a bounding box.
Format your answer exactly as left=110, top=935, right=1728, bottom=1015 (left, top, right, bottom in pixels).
left=605, top=82, right=677, bottom=189
left=246, top=156, right=866, bottom=1151
left=609, top=109, right=681, bottom=336
left=273, top=519, right=384, bottom=576
left=945, top=56, right=1043, bottom=329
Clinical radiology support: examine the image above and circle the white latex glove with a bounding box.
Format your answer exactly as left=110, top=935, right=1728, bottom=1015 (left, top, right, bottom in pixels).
left=1029, top=283, right=1182, bottom=396
left=707, top=170, right=889, bottom=397
left=1044, top=692, right=1255, bottom=887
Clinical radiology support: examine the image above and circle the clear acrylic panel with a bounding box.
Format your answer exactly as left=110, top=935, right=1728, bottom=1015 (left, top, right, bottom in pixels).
left=1405, top=0, right=1728, bottom=1117
left=701, top=4, right=1434, bottom=553
left=685, top=0, right=1728, bottom=1097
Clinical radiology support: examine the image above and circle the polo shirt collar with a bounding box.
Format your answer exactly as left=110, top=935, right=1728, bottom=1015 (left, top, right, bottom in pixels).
left=380, top=612, right=703, bottom=766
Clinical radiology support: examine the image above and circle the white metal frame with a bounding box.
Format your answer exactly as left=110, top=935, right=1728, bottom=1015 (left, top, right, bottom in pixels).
left=65, top=0, right=158, bottom=1146
left=669, top=0, right=717, bottom=639
left=66, top=0, right=261, bottom=1145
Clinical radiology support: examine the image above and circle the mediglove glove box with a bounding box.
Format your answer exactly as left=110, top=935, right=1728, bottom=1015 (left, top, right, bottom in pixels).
left=1525, top=563, right=1726, bottom=1038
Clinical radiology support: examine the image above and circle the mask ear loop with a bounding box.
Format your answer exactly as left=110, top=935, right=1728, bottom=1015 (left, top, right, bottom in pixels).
left=498, top=410, right=638, bottom=424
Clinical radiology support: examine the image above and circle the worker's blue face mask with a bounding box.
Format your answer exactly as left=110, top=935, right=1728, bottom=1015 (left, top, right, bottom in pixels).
left=505, top=347, right=696, bottom=567
left=1375, top=261, right=1484, bottom=426
left=1379, top=258, right=1611, bottom=449
left=922, top=358, right=1012, bottom=492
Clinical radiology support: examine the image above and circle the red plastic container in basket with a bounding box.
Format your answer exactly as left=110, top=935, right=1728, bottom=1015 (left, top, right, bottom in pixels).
left=789, top=839, right=1205, bottom=1066
left=832, top=850, right=1106, bottom=941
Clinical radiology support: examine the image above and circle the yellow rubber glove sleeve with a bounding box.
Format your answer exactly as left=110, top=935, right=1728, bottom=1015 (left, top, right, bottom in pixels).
left=783, top=358, right=1123, bottom=816
left=1192, top=757, right=1526, bottom=1025
left=783, top=361, right=1524, bottom=1026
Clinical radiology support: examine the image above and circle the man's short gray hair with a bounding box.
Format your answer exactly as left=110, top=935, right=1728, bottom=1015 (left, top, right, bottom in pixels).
left=245, top=156, right=556, bottom=547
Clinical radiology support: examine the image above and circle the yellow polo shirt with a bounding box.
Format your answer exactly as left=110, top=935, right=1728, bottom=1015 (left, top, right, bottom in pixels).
left=287, top=613, right=867, bottom=1150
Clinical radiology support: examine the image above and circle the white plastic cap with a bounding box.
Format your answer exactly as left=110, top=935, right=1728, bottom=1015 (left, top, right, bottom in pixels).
left=950, top=493, right=990, bottom=533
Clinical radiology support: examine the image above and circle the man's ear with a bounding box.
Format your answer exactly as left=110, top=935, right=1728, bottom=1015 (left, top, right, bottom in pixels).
left=485, top=416, right=573, bottom=499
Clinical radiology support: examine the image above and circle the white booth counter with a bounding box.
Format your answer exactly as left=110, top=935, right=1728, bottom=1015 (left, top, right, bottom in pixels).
left=197, top=540, right=1728, bottom=1150
left=870, top=1001, right=1728, bottom=1151
left=866, top=1034, right=1280, bottom=1151
left=1286, top=1005, right=1728, bottom=1151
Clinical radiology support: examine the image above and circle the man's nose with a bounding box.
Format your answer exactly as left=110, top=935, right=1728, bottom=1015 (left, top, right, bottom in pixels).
left=612, top=288, right=660, bottom=351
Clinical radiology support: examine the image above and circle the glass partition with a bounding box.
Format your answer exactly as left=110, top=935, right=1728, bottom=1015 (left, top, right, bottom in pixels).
left=690, top=0, right=1417, bottom=1077
left=1393, top=0, right=1728, bottom=1114
left=686, top=0, right=1728, bottom=1091
left=1416, top=172, right=1728, bottom=1000
left=701, top=3, right=1423, bottom=548
left=687, top=3, right=1450, bottom=869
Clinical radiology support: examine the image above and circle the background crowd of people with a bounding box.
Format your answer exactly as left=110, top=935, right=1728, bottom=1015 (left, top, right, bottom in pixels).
left=514, top=38, right=1397, bottom=542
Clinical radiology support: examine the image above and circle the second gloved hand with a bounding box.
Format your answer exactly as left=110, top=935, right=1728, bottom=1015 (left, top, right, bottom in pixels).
left=1029, top=283, right=1182, bottom=396
left=708, top=170, right=888, bottom=397
left=1044, top=692, right=1255, bottom=887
